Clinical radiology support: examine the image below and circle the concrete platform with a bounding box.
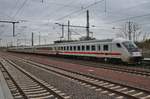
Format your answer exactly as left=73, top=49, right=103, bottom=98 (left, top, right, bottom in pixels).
left=0, top=69, right=13, bottom=99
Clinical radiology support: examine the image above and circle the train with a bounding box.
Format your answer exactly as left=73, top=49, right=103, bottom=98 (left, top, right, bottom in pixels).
left=7, top=38, right=143, bottom=63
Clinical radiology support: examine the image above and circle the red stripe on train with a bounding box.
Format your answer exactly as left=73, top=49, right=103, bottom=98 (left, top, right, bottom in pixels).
left=61, top=51, right=121, bottom=55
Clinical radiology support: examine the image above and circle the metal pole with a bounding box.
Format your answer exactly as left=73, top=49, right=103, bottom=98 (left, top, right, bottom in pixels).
left=128, top=21, right=132, bottom=40
left=86, top=10, right=90, bottom=40
left=68, top=20, right=70, bottom=41
left=12, top=22, right=15, bottom=37
left=39, top=32, right=41, bottom=45
left=0, top=39, right=2, bottom=47
left=0, top=21, right=19, bottom=37
left=62, top=24, right=64, bottom=38
left=31, top=32, right=34, bottom=46
left=133, top=24, right=136, bottom=42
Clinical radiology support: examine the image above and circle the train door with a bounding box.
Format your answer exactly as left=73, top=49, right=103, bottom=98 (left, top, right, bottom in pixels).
left=102, top=43, right=111, bottom=61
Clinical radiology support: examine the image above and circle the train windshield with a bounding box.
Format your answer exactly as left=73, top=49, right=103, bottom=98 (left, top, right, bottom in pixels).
left=122, top=41, right=139, bottom=52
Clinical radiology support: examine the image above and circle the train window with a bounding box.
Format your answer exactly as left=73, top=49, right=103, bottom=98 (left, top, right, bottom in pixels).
left=103, top=45, right=108, bottom=51
left=74, top=46, right=76, bottom=51
left=61, top=47, right=63, bottom=50
left=86, top=45, right=90, bottom=51
left=64, top=46, right=66, bottom=51
left=116, top=43, right=122, bottom=48
left=70, top=46, right=72, bottom=51
left=98, top=45, right=101, bottom=51
left=67, top=46, right=69, bottom=50
left=91, top=45, right=95, bottom=51
left=77, top=46, right=80, bottom=51
left=82, top=45, right=85, bottom=51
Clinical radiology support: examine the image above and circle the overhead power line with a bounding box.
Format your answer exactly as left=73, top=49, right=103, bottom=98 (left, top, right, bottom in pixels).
left=45, top=1, right=79, bottom=8
left=56, top=0, right=105, bottom=21
left=45, top=0, right=77, bottom=19
left=10, top=0, right=20, bottom=16
left=12, top=0, right=28, bottom=18
left=107, top=13, right=150, bottom=24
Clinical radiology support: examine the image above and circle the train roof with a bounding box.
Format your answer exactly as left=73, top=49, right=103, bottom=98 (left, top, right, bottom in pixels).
left=9, top=38, right=129, bottom=49
left=37, top=38, right=128, bottom=47
left=55, top=39, right=113, bottom=44
left=34, top=39, right=113, bottom=47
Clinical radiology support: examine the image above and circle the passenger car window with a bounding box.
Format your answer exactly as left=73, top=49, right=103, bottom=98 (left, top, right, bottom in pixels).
left=103, top=45, right=108, bottom=51
left=67, top=46, right=69, bottom=50
left=70, top=46, right=72, bottom=51
left=64, top=46, right=66, bottom=51
left=91, top=45, right=95, bottom=51
left=82, top=45, right=85, bottom=51
left=78, top=46, right=80, bottom=51
left=86, top=45, right=90, bottom=51
left=74, top=46, right=76, bottom=51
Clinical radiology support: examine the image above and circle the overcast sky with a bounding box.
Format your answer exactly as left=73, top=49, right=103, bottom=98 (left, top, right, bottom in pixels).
left=0, top=0, right=150, bottom=46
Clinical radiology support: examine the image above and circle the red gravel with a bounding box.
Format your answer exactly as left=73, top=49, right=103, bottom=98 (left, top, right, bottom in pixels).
left=3, top=52, right=150, bottom=91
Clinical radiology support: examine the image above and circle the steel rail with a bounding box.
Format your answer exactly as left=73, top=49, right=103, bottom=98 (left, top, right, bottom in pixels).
left=8, top=56, right=150, bottom=99
left=1, top=57, right=68, bottom=99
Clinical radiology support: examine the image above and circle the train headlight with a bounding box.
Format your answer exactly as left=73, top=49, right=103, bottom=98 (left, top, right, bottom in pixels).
left=132, top=52, right=141, bottom=57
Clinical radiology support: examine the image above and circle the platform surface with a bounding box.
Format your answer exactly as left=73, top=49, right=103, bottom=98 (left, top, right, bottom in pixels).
left=0, top=70, right=13, bottom=99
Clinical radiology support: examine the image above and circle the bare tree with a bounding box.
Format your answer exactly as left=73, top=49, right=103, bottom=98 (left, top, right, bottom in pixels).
left=116, top=24, right=128, bottom=39
left=116, top=21, right=142, bottom=41
left=142, top=32, right=150, bottom=41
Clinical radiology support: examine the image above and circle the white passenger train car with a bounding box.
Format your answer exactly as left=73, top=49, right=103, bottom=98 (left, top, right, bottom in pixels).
left=8, top=38, right=143, bottom=63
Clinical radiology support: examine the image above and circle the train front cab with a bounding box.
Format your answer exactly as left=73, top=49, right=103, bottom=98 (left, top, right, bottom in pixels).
left=113, top=39, right=143, bottom=64
left=122, top=41, right=143, bottom=63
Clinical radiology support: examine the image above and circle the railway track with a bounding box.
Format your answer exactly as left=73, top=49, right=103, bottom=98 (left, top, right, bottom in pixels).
left=5, top=52, right=150, bottom=77
left=39, top=56, right=150, bottom=77
left=0, top=57, right=70, bottom=99
left=73, top=61, right=150, bottom=77
left=5, top=55, right=150, bottom=99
